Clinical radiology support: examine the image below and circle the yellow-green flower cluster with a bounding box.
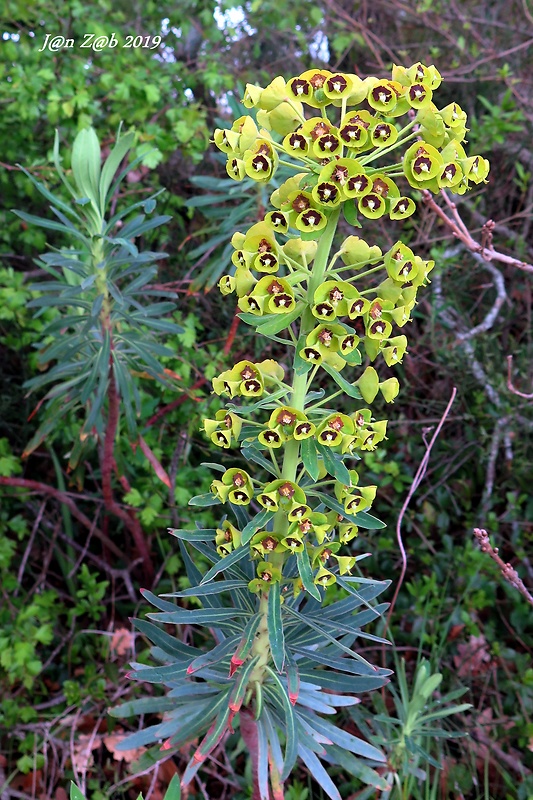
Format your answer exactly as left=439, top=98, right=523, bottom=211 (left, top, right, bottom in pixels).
left=214, top=62, right=488, bottom=223
left=198, top=63, right=489, bottom=598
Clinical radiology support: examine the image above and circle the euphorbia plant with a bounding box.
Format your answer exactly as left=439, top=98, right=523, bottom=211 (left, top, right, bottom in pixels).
left=112, top=64, right=488, bottom=799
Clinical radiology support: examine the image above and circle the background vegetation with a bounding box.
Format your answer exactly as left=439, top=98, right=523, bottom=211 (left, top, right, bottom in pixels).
left=0, top=1, right=532, bottom=798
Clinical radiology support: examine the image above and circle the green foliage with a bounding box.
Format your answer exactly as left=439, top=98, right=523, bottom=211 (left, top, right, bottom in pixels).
left=350, top=657, right=471, bottom=800
left=69, top=774, right=181, bottom=800
left=16, top=126, right=183, bottom=456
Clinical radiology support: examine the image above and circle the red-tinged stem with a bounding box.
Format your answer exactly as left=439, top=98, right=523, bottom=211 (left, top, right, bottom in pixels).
left=102, top=365, right=154, bottom=581
left=239, top=709, right=265, bottom=800
left=0, top=476, right=124, bottom=560
left=143, top=377, right=207, bottom=429
left=224, top=305, right=241, bottom=355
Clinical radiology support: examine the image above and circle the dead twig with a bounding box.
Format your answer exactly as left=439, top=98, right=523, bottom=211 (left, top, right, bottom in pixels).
left=0, top=477, right=124, bottom=559
left=507, top=354, right=533, bottom=399
left=383, top=387, right=457, bottom=641
left=423, top=190, right=533, bottom=274
left=473, top=528, right=533, bottom=607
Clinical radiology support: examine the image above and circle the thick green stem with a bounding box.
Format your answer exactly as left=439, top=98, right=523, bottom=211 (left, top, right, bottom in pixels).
left=273, top=209, right=340, bottom=537
left=253, top=212, right=342, bottom=688
left=249, top=592, right=271, bottom=684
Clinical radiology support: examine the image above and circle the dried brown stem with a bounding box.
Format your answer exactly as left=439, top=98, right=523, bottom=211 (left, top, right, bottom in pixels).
left=0, top=476, right=123, bottom=559
left=383, top=387, right=457, bottom=642
left=507, top=354, right=533, bottom=399
left=423, top=190, right=533, bottom=274
left=473, top=528, right=533, bottom=607
left=143, top=376, right=207, bottom=429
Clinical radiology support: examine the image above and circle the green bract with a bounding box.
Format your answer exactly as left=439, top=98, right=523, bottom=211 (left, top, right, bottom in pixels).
left=121, top=63, right=489, bottom=800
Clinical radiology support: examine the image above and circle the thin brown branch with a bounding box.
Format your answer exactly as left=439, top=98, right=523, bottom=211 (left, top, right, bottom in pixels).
left=422, top=190, right=533, bottom=274
left=383, top=387, right=457, bottom=642
left=143, top=376, right=207, bottom=429
left=0, top=477, right=124, bottom=559
left=507, top=354, right=533, bottom=399
left=473, top=528, right=533, bottom=607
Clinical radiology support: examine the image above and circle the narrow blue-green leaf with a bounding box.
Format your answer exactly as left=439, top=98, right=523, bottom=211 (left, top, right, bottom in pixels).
left=311, top=492, right=385, bottom=529
left=316, top=443, right=352, bottom=485
left=241, top=509, right=275, bottom=545
left=188, top=492, right=221, bottom=507
left=295, top=712, right=331, bottom=749
left=291, top=646, right=388, bottom=677
left=229, top=501, right=250, bottom=530
left=285, top=606, right=377, bottom=666
left=256, top=302, right=303, bottom=336
left=262, top=707, right=284, bottom=774
left=148, top=607, right=250, bottom=625
left=297, top=746, right=341, bottom=800
left=139, top=588, right=181, bottom=613
left=321, top=363, right=362, bottom=399
left=133, top=618, right=200, bottom=661
left=200, top=462, right=226, bottom=473
left=299, top=709, right=386, bottom=762
left=285, top=653, right=300, bottom=705
left=181, top=705, right=232, bottom=786
left=268, top=582, right=285, bottom=673
left=109, top=695, right=181, bottom=718
left=99, top=130, right=136, bottom=209
left=168, top=527, right=217, bottom=541
left=163, top=580, right=248, bottom=597
left=296, top=548, right=321, bottom=601
left=13, top=209, right=90, bottom=244
left=129, top=662, right=189, bottom=683
left=352, top=509, right=386, bottom=529
left=299, top=436, right=320, bottom=482
left=119, top=214, right=172, bottom=240
left=256, top=718, right=270, bottom=800
left=228, top=655, right=260, bottom=711
left=19, top=164, right=81, bottom=220
left=241, top=444, right=279, bottom=478
left=175, top=540, right=207, bottom=597
left=323, top=746, right=389, bottom=790
left=324, top=582, right=390, bottom=615
left=186, top=635, right=240, bottom=675
left=200, top=545, right=250, bottom=584
left=264, top=667, right=298, bottom=780
left=149, top=695, right=225, bottom=753
left=298, top=669, right=388, bottom=693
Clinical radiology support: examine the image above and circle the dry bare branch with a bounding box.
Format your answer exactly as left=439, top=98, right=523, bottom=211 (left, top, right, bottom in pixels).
left=473, top=528, right=533, bottom=607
